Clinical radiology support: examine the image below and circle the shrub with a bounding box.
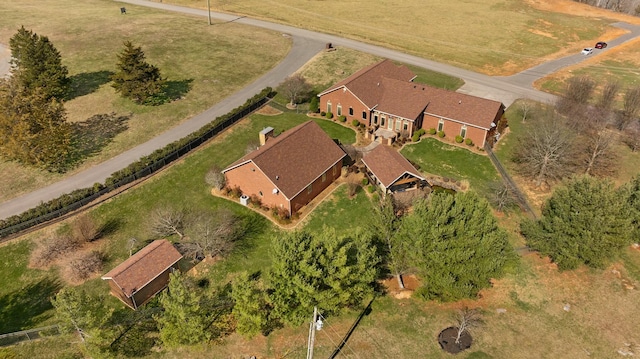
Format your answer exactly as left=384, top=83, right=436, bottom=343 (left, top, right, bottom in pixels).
left=362, top=178, right=369, bottom=186
left=309, top=96, right=319, bottom=113
left=271, top=207, right=290, bottom=222
left=205, top=165, right=226, bottom=190
left=326, top=112, right=333, bottom=119
left=371, top=193, right=379, bottom=202
left=367, top=185, right=376, bottom=193
left=320, top=111, right=326, bottom=117
left=412, top=133, right=420, bottom=142
left=416, top=128, right=426, bottom=137
left=249, top=194, right=263, bottom=208
left=455, top=135, right=464, bottom=143
left=72, top=214, right=99, bottom=242
left=30, top=235, right=82, bottom=268
left=465, top=138, right=474, bottom=146
left=65, top=250, right=104, bottom=282
left=438, top=131, right=445, bottom=138
left=428, top=128, right=437, bottom=135
left=351, top=119, right=359, bottom=127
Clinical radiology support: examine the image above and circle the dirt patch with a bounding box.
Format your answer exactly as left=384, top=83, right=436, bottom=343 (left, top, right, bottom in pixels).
left=438, top=326, right=473, bottom=354
left=381, top=274, right=420, bottom=299
left=255, top=105, right=282, bottom=116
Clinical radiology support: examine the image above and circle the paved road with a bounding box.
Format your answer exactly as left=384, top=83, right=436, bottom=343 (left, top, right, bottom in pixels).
left=1, top=0, right=638, bottom=220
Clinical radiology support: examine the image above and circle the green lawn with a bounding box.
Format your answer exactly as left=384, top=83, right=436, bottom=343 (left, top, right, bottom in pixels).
left=401, top=138, right=499, bottom=196
left=0, top=0, right=290, bottom=203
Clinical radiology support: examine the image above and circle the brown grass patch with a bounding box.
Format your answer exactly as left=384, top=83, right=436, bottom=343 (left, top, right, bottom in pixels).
left=255, top=105, right=282, bottom=116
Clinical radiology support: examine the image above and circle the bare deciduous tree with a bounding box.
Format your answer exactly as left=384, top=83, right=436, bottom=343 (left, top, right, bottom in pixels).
left=581, top=129, right=619, bottom=177
left=517, top=99, right=534, bottom=123
left=65, top=251, right=104, bottom=282
left=488, top=180, right=518, bottom=212
left=513, top=111, right=578, bottom=188
left=30, top=235, right=82, bottom=267
left=556, top=76, right=595, bottom=115
left=182, top=209, right=244, bottom=260
left=72, top=214, right=99, bottom=242
left=617, top=86, right=640, bottom=130
left=205, top=164, right=226, bottom=190
left=150, top=206, right=186, bottom=239
left=278, top=74, right=312, bottom=105
left=623, top=120, right=640, bottom=152
left=454, top=308, right=483, bottom=344
left=597, top=80, right=620, bottom=111
left=127, top=237, right=138, bottom=257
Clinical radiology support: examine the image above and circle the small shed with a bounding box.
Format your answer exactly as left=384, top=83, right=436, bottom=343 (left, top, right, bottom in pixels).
left=362, top=145, right=426, bottom=194
left=101, top=239, right=182, bottom=310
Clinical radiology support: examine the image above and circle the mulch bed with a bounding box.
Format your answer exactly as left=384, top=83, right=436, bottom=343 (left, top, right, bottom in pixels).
left=438, top=326, right=472, bottom=354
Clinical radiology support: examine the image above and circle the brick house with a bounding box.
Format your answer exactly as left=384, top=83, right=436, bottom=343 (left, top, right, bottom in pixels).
left=222, top=121, right=346, bottom=216
left=101, top=239, right=182, bottom=310
left=362, top=145, right=426, bottom=194
left=318, top=59, right=505, bottom=147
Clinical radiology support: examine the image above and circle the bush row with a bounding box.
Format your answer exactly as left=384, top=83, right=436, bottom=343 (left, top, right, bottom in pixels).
left=0, top=87, right=275, bottom=238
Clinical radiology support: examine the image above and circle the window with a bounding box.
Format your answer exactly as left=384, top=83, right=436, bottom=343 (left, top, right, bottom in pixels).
left=322, top=173, right=327, bottom=182
left=307, top=184, right=312, bottom=194
left=333, top=165, right=337, bottom=175
left=381, top=116, right=386, bottom=127
left=327, top=101, right=332, bottom=114
left=373, top=114, right=378, bottom=125
left=438, top=119, right=444, bottom=132
left=362, top=111, right=367, bottom=119
left=395, top=119, right=402, bottom=132
left=337, top=105, right=342, bottom=116
left=349, top=107, right=354, bottom=116
left=460, top=125, right=467, bottom=138
left=403, top=123, right=409, bottom=131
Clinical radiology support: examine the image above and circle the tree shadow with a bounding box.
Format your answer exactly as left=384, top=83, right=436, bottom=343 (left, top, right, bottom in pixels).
left=66, top=70, right=114, bottom=100
left=164, top=79, right=193, bottom=101
left=69, top=113, right=130, bottom=165
left=0, top=278, right=62, bottom=334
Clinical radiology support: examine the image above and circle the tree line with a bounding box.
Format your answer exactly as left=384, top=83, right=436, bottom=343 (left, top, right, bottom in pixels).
left=0, top=27, right=168, bottom=172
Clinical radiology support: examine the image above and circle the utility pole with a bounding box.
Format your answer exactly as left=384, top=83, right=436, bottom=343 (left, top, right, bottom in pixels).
left=207, top=0, right=212, bottom=25
left=306, top=306, right=322, bottom=359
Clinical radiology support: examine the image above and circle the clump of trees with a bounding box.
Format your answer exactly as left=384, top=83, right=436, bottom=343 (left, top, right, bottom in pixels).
left=512, top=76, right=640, bottom=188
left=111, top=41, right=167, bottom=105
left=0, top=27, right=72, bottom=172
left=521, top=176, right=636, bottom=270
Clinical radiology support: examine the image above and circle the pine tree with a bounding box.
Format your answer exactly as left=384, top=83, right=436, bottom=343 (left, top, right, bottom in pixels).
left=369, top=195, right=409, bottom=289
left=9, top=26, right=69, bottom=100
left=269, top=228, right=379, bottom=326
left=0, top=78, right=72, bottom=172
left=628, top=175, right=640, bottom=241
left=52, top=288, right=108, bottom=342
left=398, top=192, right=512, bottom=301
left=231, top=272, right=270, bottom=338
left=155, top=272, right=210, bottom=347
left=111, top=41, right=166, bottom=105
left=522, top=176, right=633, bottom=270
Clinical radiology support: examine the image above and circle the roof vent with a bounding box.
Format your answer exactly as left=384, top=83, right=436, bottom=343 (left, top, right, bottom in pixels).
left=458, top=100, right=462, bottom=104
left=377, top=82, right=380, bottom=86
left=275, top=175, right=279, bottom=180
left=272, top=188, right=279, bottom=194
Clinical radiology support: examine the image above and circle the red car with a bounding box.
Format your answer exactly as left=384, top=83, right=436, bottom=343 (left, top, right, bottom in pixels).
left=595, top=42, right=607, bottom=49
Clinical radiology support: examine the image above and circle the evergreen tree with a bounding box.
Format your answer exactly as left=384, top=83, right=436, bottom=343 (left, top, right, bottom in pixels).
left=111, top=41, right=166, bottom=105
left=155, top=272, right=210, bottom=347
left=52, top=288, right=108, bottom=342
left=521, top=176, right=633, bottom=270
left=398, top=192, right=512, bottom=301
left=0, top=78, right=72, bottom=172
left=269, top=228, right=379, bottom=326
left=628, top=175, right=640, bottom=241
left=231, top=272, right=270, bottom=338
left=369, top=195, right=409, bottom=289
left=9, top=26, right=69, bottom=100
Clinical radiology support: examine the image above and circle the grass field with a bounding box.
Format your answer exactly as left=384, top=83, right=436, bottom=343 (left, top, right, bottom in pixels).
left=0, top=0, right=290, bottom=203
left=163, top=0, right=613, bottom=75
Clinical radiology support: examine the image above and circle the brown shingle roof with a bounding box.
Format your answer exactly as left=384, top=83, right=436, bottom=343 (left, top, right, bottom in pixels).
left=362, top=145, right=424, bottom=188
left=423, top=89, right=503, bottom=130
left=376, top=78, right=431, bottom=120
left=102, top=240, right=182, bottom=297
left=223, top=121, right=346, bottom=199
left=318, top=59, right=415, bottom=108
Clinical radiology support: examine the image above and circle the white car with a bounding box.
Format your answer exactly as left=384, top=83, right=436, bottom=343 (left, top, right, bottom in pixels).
left=581, top=48, right=594, bottom=55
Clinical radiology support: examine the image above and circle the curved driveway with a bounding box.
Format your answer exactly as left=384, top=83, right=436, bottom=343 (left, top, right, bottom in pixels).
left=1, top=0, right=639, bottom=219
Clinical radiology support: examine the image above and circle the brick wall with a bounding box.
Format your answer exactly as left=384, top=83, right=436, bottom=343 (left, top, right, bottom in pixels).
left=319, top=90, right=370, bottom=126
left=224, top=163, right=290, bottom=212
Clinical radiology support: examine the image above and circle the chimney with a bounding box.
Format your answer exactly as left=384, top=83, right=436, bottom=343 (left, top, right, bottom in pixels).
left=259, top=127, right=275, bottom=146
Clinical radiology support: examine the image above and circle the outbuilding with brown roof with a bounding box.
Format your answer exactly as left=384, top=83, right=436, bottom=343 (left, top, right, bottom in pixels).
left=362, top=145, right=426, bottom=194
left=102, top=239, right=182, bottom=310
